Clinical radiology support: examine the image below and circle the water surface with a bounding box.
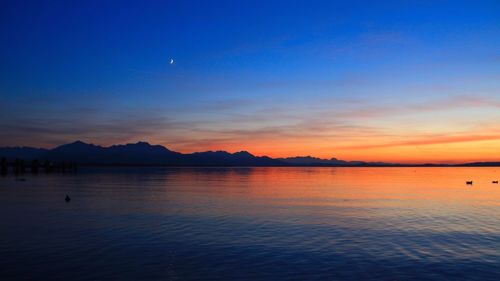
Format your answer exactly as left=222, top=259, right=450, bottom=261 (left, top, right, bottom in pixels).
left=1, top=167, right=500, bottom=280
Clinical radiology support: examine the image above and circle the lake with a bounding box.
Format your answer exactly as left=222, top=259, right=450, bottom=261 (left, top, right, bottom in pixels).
left=1, top=167, right=500, bottom=280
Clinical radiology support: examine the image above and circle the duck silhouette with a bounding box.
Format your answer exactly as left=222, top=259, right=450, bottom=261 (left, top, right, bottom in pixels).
left=493, top=181, right=499, bottom=184
left=466, top=181, right=473, bottom=185
left=65, top=195, right=71, bottom=202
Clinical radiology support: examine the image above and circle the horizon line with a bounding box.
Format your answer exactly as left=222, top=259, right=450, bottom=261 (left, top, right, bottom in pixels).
left=1, top=139, right=499, bottom=166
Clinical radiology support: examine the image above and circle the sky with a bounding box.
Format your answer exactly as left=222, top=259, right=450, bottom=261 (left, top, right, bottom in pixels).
left=0, top=0, right=499, bottom=163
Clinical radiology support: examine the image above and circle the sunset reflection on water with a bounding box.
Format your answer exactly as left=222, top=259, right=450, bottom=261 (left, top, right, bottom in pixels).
left=1, top=167, right=500, bottom=280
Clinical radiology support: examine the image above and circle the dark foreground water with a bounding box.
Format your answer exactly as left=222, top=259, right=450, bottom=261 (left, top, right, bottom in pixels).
left=1, top=167, right=500, bottom=280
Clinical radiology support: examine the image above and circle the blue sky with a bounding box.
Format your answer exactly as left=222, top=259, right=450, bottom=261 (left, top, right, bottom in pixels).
left=1, top=0, right=499, bottom=162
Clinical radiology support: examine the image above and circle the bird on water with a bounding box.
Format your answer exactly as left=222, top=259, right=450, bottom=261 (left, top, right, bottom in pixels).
left=65, top=195, right=71, bottom=202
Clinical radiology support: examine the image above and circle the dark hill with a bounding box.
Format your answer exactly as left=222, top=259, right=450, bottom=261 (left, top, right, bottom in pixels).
left=45, top=141, right=182, bottom=165
left=1, top=141, right=498, bottom=166
left=0, top=147, right=48, bottom=160
left=0, top=141, right=281, bottom=166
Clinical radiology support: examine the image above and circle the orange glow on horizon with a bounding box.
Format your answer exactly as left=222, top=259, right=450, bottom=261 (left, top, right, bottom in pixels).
left=160, top=137, right=500, bottom=164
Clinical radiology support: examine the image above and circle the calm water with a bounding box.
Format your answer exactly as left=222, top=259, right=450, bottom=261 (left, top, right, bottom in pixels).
left=1, top=167, right=500, bottom=280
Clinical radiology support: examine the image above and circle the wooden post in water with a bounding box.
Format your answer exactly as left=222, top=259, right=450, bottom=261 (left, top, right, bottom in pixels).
left=43, top=160, right=52, bottom=173
left=20, top=159, right=26, bottom=174
left=14, top=158, right=20, bottom=175
left=1, top=157, right=7, bottom=175
left=31, top=159, right=39, bottom=174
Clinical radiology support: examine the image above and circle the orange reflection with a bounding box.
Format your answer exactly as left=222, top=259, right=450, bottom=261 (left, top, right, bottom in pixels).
left=163, top=167, right=500, bottom=207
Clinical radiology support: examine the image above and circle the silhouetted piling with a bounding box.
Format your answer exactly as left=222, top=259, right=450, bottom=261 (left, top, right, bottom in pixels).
left=20, top=160, right=26, bottom=173
left=14, top=158, right=21, bottom=175
left=0, top=157, right=77, bottom=175
left=31, top=159, right=39, bottom=174
left=1, top=157, right=7, bottom=175
left=43, top=160, right=52, bottom=173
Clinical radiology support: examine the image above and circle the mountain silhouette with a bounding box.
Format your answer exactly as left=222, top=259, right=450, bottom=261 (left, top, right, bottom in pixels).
left=183, top=150, right=280, bottom=166
left=277, top=156, right=348, bottom=165
left=0, top=141, right=283, bottom=166
left=0, top=147, right=49, bottom=160
left=0, top=141, right=498, bottom=166
left=46, top=141, right=182, bottom=165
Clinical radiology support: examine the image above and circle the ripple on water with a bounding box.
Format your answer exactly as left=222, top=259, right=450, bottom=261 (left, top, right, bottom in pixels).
left=1, top=167, right=500, bottom=280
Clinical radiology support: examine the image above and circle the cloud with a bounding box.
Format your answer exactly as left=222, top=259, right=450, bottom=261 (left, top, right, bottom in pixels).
left=0, top=104, right=196, bottom=148
left=1, top=90, right=499, bottom=162
left=334, top=95, right=500, bottom=119
left=338, top=133, right=500, bottom=150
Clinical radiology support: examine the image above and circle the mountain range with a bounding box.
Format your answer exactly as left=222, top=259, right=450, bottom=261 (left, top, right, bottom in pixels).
left=0, top=141, right=282, bottom=166
left=0, top=141, right=499, bottom=167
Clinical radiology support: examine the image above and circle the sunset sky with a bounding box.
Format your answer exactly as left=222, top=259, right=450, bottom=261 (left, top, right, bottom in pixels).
left=1, top=0, right=499, bottom=163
